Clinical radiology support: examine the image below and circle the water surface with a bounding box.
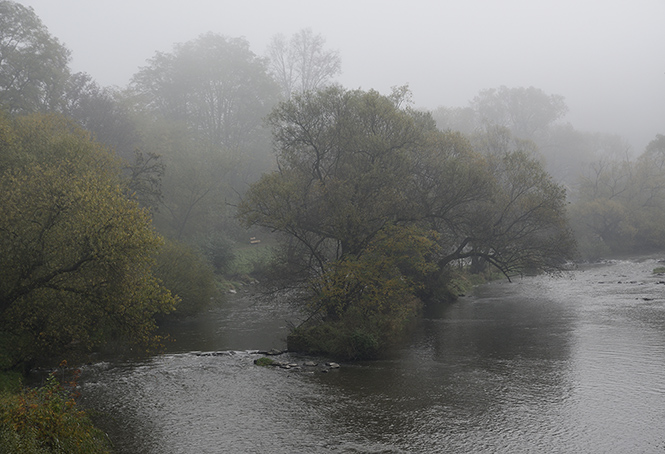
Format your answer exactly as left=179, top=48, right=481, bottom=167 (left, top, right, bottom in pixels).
left=81, top=258, right=665, bottom=453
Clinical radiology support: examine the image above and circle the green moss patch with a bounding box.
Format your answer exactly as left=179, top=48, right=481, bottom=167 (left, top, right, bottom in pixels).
left=254, top=357, right=275, bottom=366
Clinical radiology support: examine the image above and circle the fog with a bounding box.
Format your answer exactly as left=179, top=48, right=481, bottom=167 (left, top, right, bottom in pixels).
left=17, top=0, right=664, bottom=151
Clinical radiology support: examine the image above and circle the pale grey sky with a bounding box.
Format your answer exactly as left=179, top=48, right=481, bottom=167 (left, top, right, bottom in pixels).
left=16, top=0, right=665, bottom=151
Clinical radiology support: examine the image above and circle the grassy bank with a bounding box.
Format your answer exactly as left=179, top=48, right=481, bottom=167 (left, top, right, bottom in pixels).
left=219, top=241, right=276, bottom=291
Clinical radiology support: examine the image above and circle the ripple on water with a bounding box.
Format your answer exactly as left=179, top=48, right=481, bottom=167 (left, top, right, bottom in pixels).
left=81, top=257, right=665, bottom=453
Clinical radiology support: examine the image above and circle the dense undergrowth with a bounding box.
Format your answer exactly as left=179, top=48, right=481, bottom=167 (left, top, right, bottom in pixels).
left=0, top=364, right=111, bottom=454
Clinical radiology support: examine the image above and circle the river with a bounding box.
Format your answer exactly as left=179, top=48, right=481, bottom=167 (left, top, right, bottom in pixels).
left=79, top=257, right=665, bottom=453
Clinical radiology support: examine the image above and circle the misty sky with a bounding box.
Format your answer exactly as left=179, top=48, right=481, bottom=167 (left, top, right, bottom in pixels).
left=16, top=0, right=665, bottom=151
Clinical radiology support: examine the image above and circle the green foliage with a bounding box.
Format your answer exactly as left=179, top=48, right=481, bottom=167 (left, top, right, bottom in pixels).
left=0, top=112, right=176, bottom=368
left=240, top=86, right=576, bottom=358
left=0, top=372, right=111, bottom=454
left=287, top=314, right=395, bottom=361
left=131, top=32, right=278, bottom=153
left=0, top=1, right=71, bottom=114
left=652, top=267, right=665, bottom=275
left=448, top=147, right=576, bottom=276
left=153, top=239, right=218, bottom=318
left=0, top=372, right=22, bottom=395
left=238, top=86, right=432, bottom=267
left=289, top=225, right=436, bottom=359
left=254, top=357, right=274, bottom=366
left=445, top=269, right=489, bottom=296
left=310, top=225, right=438, bottom=321
left=240, top=87, right=574, bottom=283
left=198, top=234, right=236, bottom=274
left=228, top=243, right=275, bottom=277
left=569, top=134, right=665, bottom=259
left=425, top=130, right=576, bottom=277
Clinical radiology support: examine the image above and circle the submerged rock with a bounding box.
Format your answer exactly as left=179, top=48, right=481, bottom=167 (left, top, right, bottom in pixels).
left=252, top=356, right=341, bottom=372
left=195, top=351, right=234, bottom=357
left=256, top=348, right=285, bottom=356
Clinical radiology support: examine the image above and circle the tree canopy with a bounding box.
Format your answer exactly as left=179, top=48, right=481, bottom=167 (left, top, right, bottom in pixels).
left=471, top=85, right=568, bottom=140
left=239, top=86, right=576, bottom=358
left=131, top=32, right=279, bottom=153
left=430, top=86, right=601, bottom=185
left=267, top=28, right=341, bottom=99
left=0, top=112, right=176, bottom=369
left=0, top=1, right=71, bottom=114
left=569, top=134, right=665, bottom=258
left=241, top=86, right=574, bottom=280
left=240, top=86, right=429, bottom=262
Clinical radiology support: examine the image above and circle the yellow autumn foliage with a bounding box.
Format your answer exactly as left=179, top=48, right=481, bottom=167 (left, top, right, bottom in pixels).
left=0, top=113, right=177, bottom=369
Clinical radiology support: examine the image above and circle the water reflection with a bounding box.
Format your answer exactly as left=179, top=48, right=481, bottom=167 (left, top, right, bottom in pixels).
left=311, top=279, right=578, bottom=452
left=81, top=259, right=665, bottom=453
left=157, top=291, right=295, bottom=353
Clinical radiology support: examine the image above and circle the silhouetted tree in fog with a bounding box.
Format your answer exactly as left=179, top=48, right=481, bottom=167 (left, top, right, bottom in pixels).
left=238, top=86, right=575, bottom=359
left=0, top=0, right=70, bottom=114
left=131, top=33, right=279, bottom=152
left=267, top=28, right=341, bottom=99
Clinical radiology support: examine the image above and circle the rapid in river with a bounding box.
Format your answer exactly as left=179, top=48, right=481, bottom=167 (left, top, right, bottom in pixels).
left=79, top=256, right=665, bottom=453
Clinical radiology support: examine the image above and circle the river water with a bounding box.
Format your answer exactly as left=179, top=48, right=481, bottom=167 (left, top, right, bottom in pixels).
left=80, top=257, right=665, bottom=453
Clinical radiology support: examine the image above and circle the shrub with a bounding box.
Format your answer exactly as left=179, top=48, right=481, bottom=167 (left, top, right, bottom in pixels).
left=198, top=234, right=235, bottom=274
left=153, top=239, right=219, bottom=318
left=287, top=309, right=413, bottom=361
left=0, top=372, right=111, bottom=454
left=287, top=225, right=434, bottom=360
left=0, top=371, right=22, bottom=395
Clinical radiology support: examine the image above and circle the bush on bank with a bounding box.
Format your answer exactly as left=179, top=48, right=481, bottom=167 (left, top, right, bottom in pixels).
left=153, top=239, right=219, bottom=318
left=0, top=369, right=111, bottom=454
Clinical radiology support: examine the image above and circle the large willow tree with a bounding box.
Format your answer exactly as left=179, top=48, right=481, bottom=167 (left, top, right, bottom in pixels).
left=238, top=86, right=575, bottom=359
